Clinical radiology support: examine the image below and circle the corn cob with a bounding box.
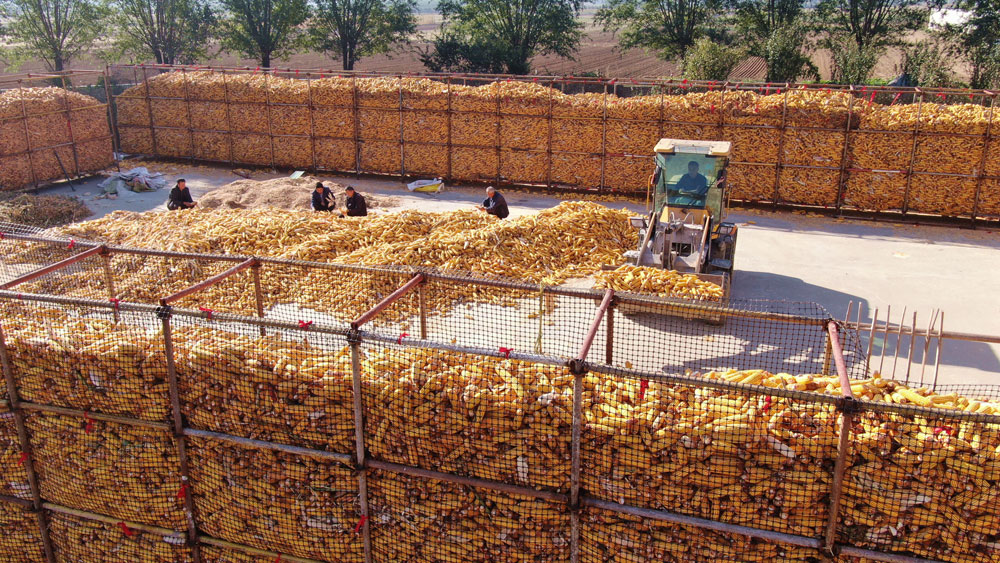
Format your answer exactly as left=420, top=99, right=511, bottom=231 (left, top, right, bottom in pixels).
left=47, top=511, right=191, bottom=562
left=0, top=501, right=45, bottom=562
left=596, top=265, right=724, bottom=301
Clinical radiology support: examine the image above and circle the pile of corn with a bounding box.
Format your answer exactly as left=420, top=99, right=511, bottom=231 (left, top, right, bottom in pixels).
left=47, top=511, right=191, bottom=563
left=0, top=502, right=45, bottom=562
left=39, top=202, right=634, bottom=319
left=369, top=470, right=571, bottom=562
left=174, top=325, right=356, bottom=454
left=596, top=265, right=725, bottom=301
left=0, top=87, right=113, bottom=190
left=24, top=411, right=186, bottom=529
left=1, top=307, right=171, bottom=422
left=2, top=300, right=1000, bottom=562
left=363, top=347, right=574, bottom=491
left=187, top=436, right=363, bottom=562
left=1, top=404, right=32, bottom=500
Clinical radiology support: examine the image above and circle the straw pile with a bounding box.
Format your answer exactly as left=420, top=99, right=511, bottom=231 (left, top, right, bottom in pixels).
left=0, top=87, right=112, bottom=190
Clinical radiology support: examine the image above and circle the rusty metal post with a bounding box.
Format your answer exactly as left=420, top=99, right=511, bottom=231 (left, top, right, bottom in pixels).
left=771, top=87, right=790, bottom=206
left=599, top=82, right=608, bottom=191
left=834, top=91, right=856, bottom=214
left=824, top=321, right=857, bottom=553
left=142, top=67, right=159, bottom=156
left=901, top=91, right=924, bottom=216
left=100, top=249, right=119, bottom=323
left=159, top=307, right=203, bottom=563
left=181, top=68, right=195, bottom=163
left=221, top=71, right=237, bottom=169
left=0, top=323, right=57, bottom=563
left=417, top=283, right=428, bottom=340
left=445, top=77, right=453, bottom=182
left=569, top=361, right=584, bottom=563
left=822, top=332, right=833, bottom=375
left=251, top=261, right=266, bottom=336
left=103, top=66, right=122, bottom=166
left=605, top=298, right=614, bottom=364
left=348, top=334, right=374, bottom=563
left=306, top=75, right=319, bottom=172
left=59, top=76, right=82, bottom=178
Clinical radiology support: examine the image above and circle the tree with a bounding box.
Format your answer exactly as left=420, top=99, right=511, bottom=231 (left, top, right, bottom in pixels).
left=219, top=0, right=309, bottom=67
left=729, top=0, right=815, bottom=82
left=310, top=0, right=416, bottom=71
left=894, top=40, right=956, bottom=87
left=596, top=0, right=723, bottom=60
left=828, top=35, right=882, bottom=84
left=421, top=0, right=583, bottom=75
left=816, top=0, right=931, bottom=50
left=110, top=0, right=216, bottom=64
left=681, top=37, right=744, bottom=80
left=0, top=0, right=107, bottom=71
left=944, top=0, right=1000, bottom=88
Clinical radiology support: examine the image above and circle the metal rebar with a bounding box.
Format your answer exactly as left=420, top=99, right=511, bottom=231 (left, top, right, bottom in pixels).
left=366, top=459, right=568, bottom=503
left=932, top=312, right=944, bottom=392
left=183, top=428, right=353, bottom=465
left=199, top=536, right=327, bottom=563
left=904, top=310, right=917, bottom=385
left=836, top=544, right=952, bottom=563
left=891, top=306, right=908, bottom=379
left=43, top=502, right=185, bottom=539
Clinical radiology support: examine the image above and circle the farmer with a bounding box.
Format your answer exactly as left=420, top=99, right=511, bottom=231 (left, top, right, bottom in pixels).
left=339, top=186, right=368, bottom=217
left=167, top=179, right=196, bottom=210
left=478, top=186, right=509, bottom=219
left=311, top=182, right=334, bottom=212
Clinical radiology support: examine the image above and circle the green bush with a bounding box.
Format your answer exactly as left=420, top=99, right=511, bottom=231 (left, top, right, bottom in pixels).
left=682, top=38, right=746, bottom=81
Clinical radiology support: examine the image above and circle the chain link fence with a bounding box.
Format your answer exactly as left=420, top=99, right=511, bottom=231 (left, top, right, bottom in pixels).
left=0, top=230, right=997, bottom=563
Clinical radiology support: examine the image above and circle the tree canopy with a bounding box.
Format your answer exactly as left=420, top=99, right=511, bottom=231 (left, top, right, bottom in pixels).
left=311, top=0, right=416, bottom=70
left=0, top=0, right=107, bottom=70
left=109, top=0, right=216, bottom=64
left=218, top=0, right=310, bottom=67
left=596, top=0, right=723, bottom=60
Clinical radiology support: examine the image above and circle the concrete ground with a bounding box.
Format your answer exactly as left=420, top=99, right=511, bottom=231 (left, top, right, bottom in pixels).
left=34, top=163, right=1000, bottom=388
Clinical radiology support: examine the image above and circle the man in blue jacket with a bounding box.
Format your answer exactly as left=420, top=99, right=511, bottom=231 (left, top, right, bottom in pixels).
left=478, top=186, right=509, bottom=219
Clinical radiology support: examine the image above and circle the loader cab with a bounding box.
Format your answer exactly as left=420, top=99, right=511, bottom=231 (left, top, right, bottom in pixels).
left=650, top=139, right=730, bottom=225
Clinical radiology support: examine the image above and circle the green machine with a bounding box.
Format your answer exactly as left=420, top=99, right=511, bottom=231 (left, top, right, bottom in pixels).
left=624, top=139, right=738, bottom=287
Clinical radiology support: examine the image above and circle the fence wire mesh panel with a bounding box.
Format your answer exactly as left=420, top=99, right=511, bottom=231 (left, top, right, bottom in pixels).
left=601, top=298, right=866, bottom=377
left=106, top=65, right=1000, bottom=222
left=0, top=405, right=31, bottom=501
left=368, top=469, right=571, bottom=562
left=360, top=340, right=573, bottom=492
left=186, top=436, right=364, bottom=562
left=47, top=510, right=192, bottom=562
left=580, top=507, right=822, bottom=562
left=25, top=411, right=185, bottom=530
left=199, top=545, right=297, bottom=563
left=838, top=405, right=1000, bottom=563
left=171, top=313, right=355, bottom=454
left=419, top=276, right=592, bottom=359
left=0, top=500, right=44, bottom=562
left=6, top=249, right=110, bottom=303
left=0, top=300, right=171, bottom=423
left=580, top=371, right=838, bottom=538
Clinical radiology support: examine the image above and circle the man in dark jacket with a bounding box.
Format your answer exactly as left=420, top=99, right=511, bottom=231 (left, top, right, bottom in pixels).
left=167, top=179, right=196, bottom=210
left=478, top=186, right=509, bottom=219
left=339, top=186, right=368, bottom=217
left=312, top=182, right=334, bottom=212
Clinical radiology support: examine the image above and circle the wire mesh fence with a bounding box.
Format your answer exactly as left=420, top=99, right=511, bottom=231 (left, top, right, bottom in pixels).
left=104, top=65, right=1000, bottom=222
left=0, top=500, right=45, bottom=562
left=46, top=510, right=192, bottom=562
left=0, top=233, right=998, bottom=562
left=186, top=435, right=363, bottom=562
left=368, top=469, right=572, bottom=562
left=0, top=404, right=31, bottom=501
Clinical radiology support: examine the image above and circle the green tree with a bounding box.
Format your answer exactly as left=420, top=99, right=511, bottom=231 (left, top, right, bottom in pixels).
left=894, top=40, right=956, bottom=87
left=0, top=0, right=107, bottom=71
left=828, top=35, right=882, bottom=84
left=729, top=0, right=815, bottom=82
left=681, top=37, right=745, bottom=80
left=219, top=0, right=309, bottom=67
left=109, top=0, right=216, bottom=64
left=732, top=0, right=801, bottom=41
left=596, top=0, right=723, bottom=60
left=944, top=0, right=1000, bottom=88
left=760, top=24, right=817, bottom=82
left=421, top=0, right=583, bottom=75
left=816, top=0, right=930, bottom=50
left=310, top=0, right=416, bottom=70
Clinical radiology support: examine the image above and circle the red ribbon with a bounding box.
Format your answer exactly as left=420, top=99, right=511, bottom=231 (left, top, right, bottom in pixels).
left=937, top=93, right=946, bottom=100
left=176, top=483, right=188, bottom=500
left=868, top=91, right=876, bottom=107
left=198, top=306, right=213, bottom=320
left=67, top=239, right=75, bottom=250
left=118, top=522, right=134, bottom=538
left=710, top=104, right=716, bottom=113
left=109, top=298, right=120, bottom=311
left=275, top=555, right=282, bottom=563
left=499, top=347, right=513, bottom=359
left=762, top=396, right=773, bottom=414
left=84, top=412, right=94, bottom=434
left=933, top=426, right=954, bottom=436
left=354, top=515, right=368, bottom=533
left=397, top=332, right=409, bottom=345
left=18, top=452, right=28, bottom=465
left=298, top=320, right=313, bottom=329
left=638, top=379, right=649, bottom=401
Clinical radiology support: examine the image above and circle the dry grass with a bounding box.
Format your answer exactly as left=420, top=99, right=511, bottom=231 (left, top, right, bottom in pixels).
left=0, top=194, right=92, bottom=228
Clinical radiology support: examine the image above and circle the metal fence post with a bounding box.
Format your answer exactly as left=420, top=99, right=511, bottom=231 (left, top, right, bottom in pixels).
left=569, top=362, right=584, bottom=563
left=349, top=331, right=373, bottom=563
left=251, top=261, right=266, bottom=336
left=100, top=249, right=119, bottom=323
left=0, top=323, right=57, bottom=563
left=158, top=306, right=203, bottom=563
